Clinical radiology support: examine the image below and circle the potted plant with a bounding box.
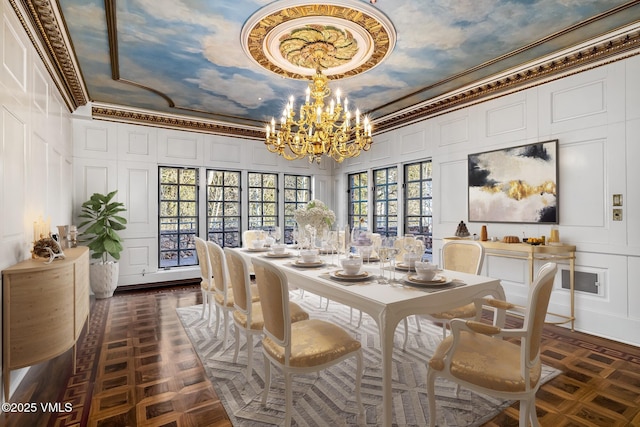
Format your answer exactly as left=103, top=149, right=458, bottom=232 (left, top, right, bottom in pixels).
left=78, top=190, right=127, bottom=298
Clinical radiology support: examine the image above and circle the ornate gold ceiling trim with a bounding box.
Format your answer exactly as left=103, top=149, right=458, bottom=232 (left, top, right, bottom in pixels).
left=373, top=27, right=640, bottom=134
left=242, top=1, right=395, bottom=80
left=91, top=106, right=265, bottom=140
left=11, top=0, right=87, bottom=111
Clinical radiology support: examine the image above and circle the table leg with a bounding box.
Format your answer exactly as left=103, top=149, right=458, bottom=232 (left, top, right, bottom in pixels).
left=377, top=310, right=400, bottom=427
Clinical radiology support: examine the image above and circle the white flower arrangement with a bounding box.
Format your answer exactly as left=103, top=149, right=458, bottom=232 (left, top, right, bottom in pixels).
left=294, top=199, right=336, bottom=234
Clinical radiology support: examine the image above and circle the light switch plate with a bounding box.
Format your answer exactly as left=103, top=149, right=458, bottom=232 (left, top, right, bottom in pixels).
left=613, top=194, right=623, bottom=206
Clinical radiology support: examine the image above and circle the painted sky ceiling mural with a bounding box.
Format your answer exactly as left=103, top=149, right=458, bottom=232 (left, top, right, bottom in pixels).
left=57, top=0, right=640, bottom=132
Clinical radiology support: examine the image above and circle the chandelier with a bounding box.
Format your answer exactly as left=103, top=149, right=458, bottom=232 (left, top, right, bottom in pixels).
left=265, top=69, right=373, bottom=164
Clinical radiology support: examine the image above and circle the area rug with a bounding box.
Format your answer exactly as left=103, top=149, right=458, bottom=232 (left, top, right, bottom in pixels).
left=177, top=295, right=560, bottom=426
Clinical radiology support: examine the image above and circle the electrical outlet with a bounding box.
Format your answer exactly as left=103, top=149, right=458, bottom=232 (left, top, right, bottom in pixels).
left=613, top=209, right=623, bottom=221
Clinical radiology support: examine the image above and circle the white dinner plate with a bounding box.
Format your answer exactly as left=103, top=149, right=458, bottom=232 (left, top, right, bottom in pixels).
left=263, top=251, right=293, bottom=258
left=395, top=263, right=413, bottom=271
left=292, top=260, right=325, bottom=268
left=245, top=247, right=270, bottom=252
left=329, top=270, right=372, bottom=282
left=403, top=274, right=452, bottom=287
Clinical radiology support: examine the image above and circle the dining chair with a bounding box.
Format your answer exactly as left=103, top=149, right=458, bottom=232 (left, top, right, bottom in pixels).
left=224, top=248, right=309, bottom=378
left=252, top=257, right=365, bottom=426
left=393, top=236, right=426, bottom=263
left=426, top=262, right=558, bottom=427
left=194, top=237, right=215, bottom=326
left=207, top=241, right=260, bottom=349
left=402, top=239, right=486, bottom=349
left=242, top=229, right=265, bottom=248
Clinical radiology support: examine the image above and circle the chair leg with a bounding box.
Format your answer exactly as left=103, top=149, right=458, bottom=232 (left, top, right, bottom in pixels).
left=222, top=310, right=230, bottom=349
left=232, top=326, right=240, bottom=363
left=213, top=306, right=221, bottom=337
left=426, top=367, right=437, bottom=427
left=356, top=310, right=363, bottom=328
left=262, top=355, right=270, bottom=406
left=402, top=317, right=410, bottom=350
left=442, top=322, right=448, bottom=340
left=207, top=297, right=215, bottom=327
left=415, top=314, right=422, bottom=332
left=285, top=372, right=293, bottom=427
left=354, top=349, right=364, bottom=415
left=200, top=291, right=207, bottom=319
left=246, top=334, right=254, bottom=379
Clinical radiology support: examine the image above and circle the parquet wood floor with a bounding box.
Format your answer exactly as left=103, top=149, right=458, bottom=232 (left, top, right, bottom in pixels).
left=3, top=284, right=640, bottom=426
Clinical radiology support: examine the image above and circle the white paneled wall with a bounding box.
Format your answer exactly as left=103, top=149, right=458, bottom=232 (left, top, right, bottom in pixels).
left=336, top=55, right=640, bottom=346
left=72, top=111, right=333, bottom=286
left=1, top=1, right=74, bottom=401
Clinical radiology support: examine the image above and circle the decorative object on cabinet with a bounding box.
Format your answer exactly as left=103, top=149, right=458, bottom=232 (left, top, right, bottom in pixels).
left=2, top=247, right=90, bottom=401
left=32, top=236, right=65, bottom=263
left=454, top=220, right=470, bottom=237
left=468, top=139, right=558, bottom=223
left=78, top=190, right=127, bottom=299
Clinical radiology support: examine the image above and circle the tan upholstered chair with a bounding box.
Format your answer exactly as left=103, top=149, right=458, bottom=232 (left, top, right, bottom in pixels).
left=402, top=240, right=485, bottom=349
left=252, top=257, right=364, bottom=427
left=194, top=237, right=215, bottom=326
left=242, top=229, right=265, bottom=248
left=207, top=241, right=259, bottom=349
left=224, top=248, right=308, bottom=378
left=427, top=262, right=558, bottom=427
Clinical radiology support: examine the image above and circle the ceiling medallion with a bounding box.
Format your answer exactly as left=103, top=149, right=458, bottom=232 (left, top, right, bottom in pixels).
left=241, top=0, right=396, bottom=79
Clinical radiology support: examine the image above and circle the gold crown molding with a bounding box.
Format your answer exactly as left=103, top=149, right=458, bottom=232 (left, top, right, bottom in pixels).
left=373, top=28, right=640, bottom=134
left=91, top=106, right=265, bottom=140
left=12, top=0, right=87, bottom=111
left=243, top=3, right=394, bottom=80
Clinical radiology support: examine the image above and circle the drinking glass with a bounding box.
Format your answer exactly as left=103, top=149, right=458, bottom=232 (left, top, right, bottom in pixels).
left=271, top=226, right=282, bottom=243
left=377, top=246, right=389, bottom=283
left=328, top=230, right=339, bottom=266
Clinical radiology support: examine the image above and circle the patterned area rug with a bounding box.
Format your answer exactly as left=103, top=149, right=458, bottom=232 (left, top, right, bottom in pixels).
left=177, top=295, right=560, bottom=426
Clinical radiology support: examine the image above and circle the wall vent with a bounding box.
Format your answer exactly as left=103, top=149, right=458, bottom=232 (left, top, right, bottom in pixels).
left=561, top=269, right=599, bottom=294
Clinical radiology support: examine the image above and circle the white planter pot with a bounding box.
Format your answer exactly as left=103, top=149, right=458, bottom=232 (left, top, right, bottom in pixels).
left=89, top=261, right=119, bottom=299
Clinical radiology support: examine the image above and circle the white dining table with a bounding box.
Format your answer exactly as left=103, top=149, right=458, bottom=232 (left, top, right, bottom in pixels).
left=234, top=248, right=505, bottom=427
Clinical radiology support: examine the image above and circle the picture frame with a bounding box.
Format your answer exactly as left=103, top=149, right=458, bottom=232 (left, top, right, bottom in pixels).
left=468, top=140, right=558, bottom=224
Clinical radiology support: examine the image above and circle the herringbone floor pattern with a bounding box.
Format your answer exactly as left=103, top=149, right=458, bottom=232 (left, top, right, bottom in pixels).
left=3, top=284, right=640, bottom=426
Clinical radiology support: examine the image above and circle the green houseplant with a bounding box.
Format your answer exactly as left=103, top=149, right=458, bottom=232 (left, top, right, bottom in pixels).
left=78, top=190, right=127, bottom=298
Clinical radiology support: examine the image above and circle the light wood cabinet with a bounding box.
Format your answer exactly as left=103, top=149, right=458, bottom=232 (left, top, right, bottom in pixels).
left=2, top=246, right=90, bottom=400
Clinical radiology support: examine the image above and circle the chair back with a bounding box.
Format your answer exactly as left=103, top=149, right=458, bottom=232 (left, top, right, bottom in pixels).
left=194, top=237, right=213, bottom=290
left=394, top=237, right=425, bottom=262
left=206, top=240, right=228, bottom=295
left=441, top=240, right=485, bottom=274
left=243, top=230, right=265, bottom=248
left=224, top=248, right=251, bottom=313
left=252, top=258, right=291, bottom=351
left=524, top=262, right=558, bottom=362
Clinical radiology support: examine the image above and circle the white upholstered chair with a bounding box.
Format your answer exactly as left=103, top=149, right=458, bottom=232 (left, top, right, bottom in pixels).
left=207, top=241, right=259, bottom=349
left=252, top=257, right=364, bottom=427
left=427, top=262, right=558, bottom=427
left=224, top=248, right=308, bottom=378
left=194, top=237, right=215, bottom=326
left=402, top=240, right=485, bottom=349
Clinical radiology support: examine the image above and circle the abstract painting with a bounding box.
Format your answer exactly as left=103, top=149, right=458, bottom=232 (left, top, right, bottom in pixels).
left=468, top=140, right=558, bottom=223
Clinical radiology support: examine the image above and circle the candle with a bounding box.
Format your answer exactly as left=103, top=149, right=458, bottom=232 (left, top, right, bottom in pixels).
left=305, top=87, right=310, bottom=104
left=336, top=89, right=341, bottom=105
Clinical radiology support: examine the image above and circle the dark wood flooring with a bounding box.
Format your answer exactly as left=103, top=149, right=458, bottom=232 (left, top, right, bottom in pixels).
left=3, top=284, right=640, bottom=426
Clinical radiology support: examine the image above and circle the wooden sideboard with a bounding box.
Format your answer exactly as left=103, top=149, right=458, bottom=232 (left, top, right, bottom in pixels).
left=443, top=238, right=576, bottom=330
left=2, top=246, right=90, bottom=400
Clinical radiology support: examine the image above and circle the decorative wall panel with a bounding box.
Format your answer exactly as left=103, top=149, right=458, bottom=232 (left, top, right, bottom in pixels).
left=2, top=16, right=27, bottom=91
left=552, top=80, right=606, bottom=123
left=486, top=101, right=526, bottom=136
left=1, top=109, right=26, bottom=240
left=438, top=159, right=467, bottom=224
left=438, top=116, right=468, bottom=146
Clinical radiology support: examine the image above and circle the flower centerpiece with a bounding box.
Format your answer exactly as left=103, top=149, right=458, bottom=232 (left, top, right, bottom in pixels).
left=294, top=199, right=336, bottom=246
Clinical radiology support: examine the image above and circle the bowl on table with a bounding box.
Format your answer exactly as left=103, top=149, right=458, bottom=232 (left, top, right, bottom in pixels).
left=340, top=257, right=363, bottom=275
left=300, top=249, right=320, bottom=263
left=414, top=261, right=438, bottom=281
left=271, top=243, right=287, bottom=254
left=251, top=239, right=266, bottom=249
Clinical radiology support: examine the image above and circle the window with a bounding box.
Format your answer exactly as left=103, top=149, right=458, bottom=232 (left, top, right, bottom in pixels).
left=404, top=160, right=433, bottom=253
left=373, top=166, right=398, bottom=236
left=283, top=174, right=311, bottom=244
left=206, top=170, right=241, bottom=247
left=348, top=171, right=368, bottom=229
left=248, top=172, right=278, bottom=232
left=159, top=167, right=198, bottom=267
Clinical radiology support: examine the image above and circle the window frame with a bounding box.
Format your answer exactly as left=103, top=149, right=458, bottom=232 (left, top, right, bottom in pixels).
left=403, top=160, right=433, bottom=253
left=283, top=174, right=311, bottom=244
left=372, top=166, right=398, bottom=237
left=347, top=171, right=368, bottom=229
left=205, top=169, right=241, bottom=248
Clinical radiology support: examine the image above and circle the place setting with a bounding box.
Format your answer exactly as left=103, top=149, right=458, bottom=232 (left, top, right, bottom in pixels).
left=326, top=256, right=376, bottom=284
left=401, top=261, right=464, bottom=291
left=262, top=243, right=294, bottom=258
left=289, top=249, right=326, bottom=268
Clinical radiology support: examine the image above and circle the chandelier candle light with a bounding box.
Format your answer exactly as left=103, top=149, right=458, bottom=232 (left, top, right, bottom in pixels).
left=265, top=69, right=373, bottom=164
